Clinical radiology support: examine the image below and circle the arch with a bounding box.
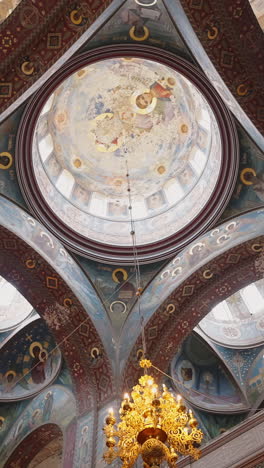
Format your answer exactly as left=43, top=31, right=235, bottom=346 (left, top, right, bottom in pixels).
left=0, top=384, right=77, bottom=467
left=122, top=209, right=264, bottom=387
left=170, top=332, right=249, bottom=413
left=0, top=197, right=114, bottom=413
left=4, top=423, right=63, bottom=468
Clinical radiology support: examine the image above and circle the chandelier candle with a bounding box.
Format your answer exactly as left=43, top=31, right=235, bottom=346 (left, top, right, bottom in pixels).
left=103, top=359, right=203, bottom=467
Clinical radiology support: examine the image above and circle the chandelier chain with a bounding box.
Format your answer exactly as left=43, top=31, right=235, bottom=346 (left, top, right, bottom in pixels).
left=125, top=159, right=147, bottom=359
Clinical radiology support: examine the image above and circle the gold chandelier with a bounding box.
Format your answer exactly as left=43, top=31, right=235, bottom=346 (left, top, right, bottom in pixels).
left=103, top=359, right=203, bottom=468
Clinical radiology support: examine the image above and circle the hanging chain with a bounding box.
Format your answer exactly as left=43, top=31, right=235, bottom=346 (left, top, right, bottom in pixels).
left=125, top=160, right=147, bottom=359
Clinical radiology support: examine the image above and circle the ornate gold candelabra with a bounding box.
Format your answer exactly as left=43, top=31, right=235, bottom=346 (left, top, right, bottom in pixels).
left=103, top=359, right=203, bottom=467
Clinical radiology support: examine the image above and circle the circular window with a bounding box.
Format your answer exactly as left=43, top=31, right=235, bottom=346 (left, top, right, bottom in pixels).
left=17, top=46, right=239, bottom=263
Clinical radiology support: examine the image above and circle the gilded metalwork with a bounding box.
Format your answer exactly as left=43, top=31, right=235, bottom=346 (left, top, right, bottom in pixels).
left=103, top=360, right=203, bottom=467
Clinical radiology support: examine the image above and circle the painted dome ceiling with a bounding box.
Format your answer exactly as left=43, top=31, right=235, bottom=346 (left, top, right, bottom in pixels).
left=35, top=56, right=220, bottom=245
left=17, top=48, right=238, bottom=263
left=198, top=278, right=264, bottom=348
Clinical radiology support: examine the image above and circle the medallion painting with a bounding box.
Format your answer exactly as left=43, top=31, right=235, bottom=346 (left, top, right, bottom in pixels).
left=33, top=56, right=221, bottom=248
left=0, top=319, right=61, bottom=401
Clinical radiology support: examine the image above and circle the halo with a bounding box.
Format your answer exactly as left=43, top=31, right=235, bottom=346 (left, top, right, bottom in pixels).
left=26, top=259, right=36, bottom=269
left=21, top=61, right=35, bottom=76
left=129, top=25, right=150, bottom=41
left=110, top=301, right=127, bottom=315
left=208, top=26, right=218, bottom=40
left=240, top=167, right=256, bottom=185
left=130, top=91, right=157, bottom=115
left=29, top=342, right=42, bottom=358
left=166, top=77, right=176, bottom=87
left=0, top=152, right=13, bottom=170
left=70, top=9, right=83, bottom=25
left=95, top=112, right=113, bottom=121
left=91, top=347, right=100, bottom=358
left=237, top=84, right=249, bottom=96
left=5, top=370, right=16, bottom=378
left=95, top=142, right=120, bottom=153
left=39, top=349, right=48, bottom=362
left=135, top=0, right=157, bottom=5
left=82, top=425, right=89, bottom=434
left=112, top=268, right=128, bottom=283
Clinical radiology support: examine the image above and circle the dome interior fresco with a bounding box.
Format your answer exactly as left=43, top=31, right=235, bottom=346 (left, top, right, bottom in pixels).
left=0, top=0, right=263, bottom=465
left=34, top=57, right=222, bottom=247
left=198, top=278, right=264, bottom=348
left=0, top=275, right=34, bottom=332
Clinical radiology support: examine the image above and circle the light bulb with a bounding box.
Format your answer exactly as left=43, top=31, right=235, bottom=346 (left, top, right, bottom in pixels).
left=108, top=407, right=114, bottom=416
left=124, top=393, right=129, bottom=400
left=177, top=394, right=182, bottom=402
left=148, top=379, right=153, bottom=386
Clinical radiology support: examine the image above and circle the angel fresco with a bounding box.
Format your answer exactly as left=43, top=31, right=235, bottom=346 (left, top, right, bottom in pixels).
left=42, top=391, right=54, bottom=422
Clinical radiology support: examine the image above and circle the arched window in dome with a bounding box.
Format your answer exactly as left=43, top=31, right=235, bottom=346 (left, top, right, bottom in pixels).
left=0, top=275, right=33, bottom=332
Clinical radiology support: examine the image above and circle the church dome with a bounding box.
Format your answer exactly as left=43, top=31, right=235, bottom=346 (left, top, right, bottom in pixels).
left=16, top=46, right=239, bottom=263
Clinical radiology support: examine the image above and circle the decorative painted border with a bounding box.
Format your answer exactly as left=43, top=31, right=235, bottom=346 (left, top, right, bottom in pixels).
left=16, top=44, right=239, bottom=264
left=123, top=235, right=264, bottom=389
left=178, top=0, right=264, bottom=135
left=0, top=222, right=114, bottom=414
left=0, top=0, right=113, bottom=115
